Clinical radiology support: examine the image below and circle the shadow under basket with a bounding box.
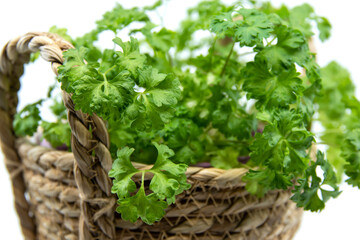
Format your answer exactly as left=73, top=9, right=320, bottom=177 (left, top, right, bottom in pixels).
left=0, top=32, right=303, bottom=240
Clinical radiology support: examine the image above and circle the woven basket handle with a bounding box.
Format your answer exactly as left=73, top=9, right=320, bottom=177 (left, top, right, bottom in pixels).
left=0, top=32, right=116, bottom=240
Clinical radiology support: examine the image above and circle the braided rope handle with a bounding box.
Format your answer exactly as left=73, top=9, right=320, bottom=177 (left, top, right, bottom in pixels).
left=0, top=32, right=116, bottom=240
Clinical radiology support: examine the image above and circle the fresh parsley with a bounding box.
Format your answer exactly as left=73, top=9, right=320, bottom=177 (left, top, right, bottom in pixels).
left=13, top=0, right=360, bottom=224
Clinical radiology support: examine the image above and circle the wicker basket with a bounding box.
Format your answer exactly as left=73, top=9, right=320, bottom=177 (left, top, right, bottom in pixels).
left=0, top=32, right=303, bottom=240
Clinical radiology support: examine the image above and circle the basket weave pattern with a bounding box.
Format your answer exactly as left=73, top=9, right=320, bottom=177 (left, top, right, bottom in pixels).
left=0, top=32, right=302, bottom=240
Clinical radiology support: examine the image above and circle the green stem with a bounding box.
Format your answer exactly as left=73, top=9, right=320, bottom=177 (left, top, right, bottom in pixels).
left=103, top=65, right=117, bottom=75
left=209, top=36, right=217, bottom=69
left=220, top=41, right=235, bottom=77
left=113, top=31, right=118, bottom=50
left=266, top=36, right=277, bottom=46
left=167, top=52, right=173, bottom=67
left=141, top=170, right=145, bottom=189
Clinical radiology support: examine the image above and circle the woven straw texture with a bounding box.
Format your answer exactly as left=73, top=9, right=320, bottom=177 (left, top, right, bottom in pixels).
left=0, top=32, right=303, bottom=240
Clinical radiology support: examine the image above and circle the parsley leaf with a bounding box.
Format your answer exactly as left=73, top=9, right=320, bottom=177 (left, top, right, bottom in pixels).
left=138, top=22, right=177, bottom=53
left=243, top=168, right=293, bottom=197
left=243, top=109, right=313, bottom=196
left=150, top=143, right=191, bottom=204
left=49, top=25, right=73, bottom=43
left=256, top=26, right=308, bottom=71
left=109, top=147, right=139, bottom=198
left=210, top=12, right=237, bottom=37
left=96, top=4, right=148, bottom=33
left=210, top=9, right=273, bottom=47
left=117, top=187, right=168, bottom=225
left=210, top=147, right=240, bottom=169
left=316, top=17, right=331, bottom=42
left=341, top=129, right=360, bottom=188
left=125, top=68, right=180, bottom=131
left=41, top=121, right=71, bottom=148
left=234, top=9, right=273, bottom=47
left=109, top=143, right=190, bottom=224
left=71, top=70, right=134, bottom=119
left=57, top=47, right=99, bottom=92
left=58, top=46, right=135, bottom=119
left=165, top=118, right=205, bottom=164
left=113, top=37, right=146, bottom=77
left=13, top=100, right=42, bottom=137
left=291, top=151, right=341, bottom=211
left=315, top=61, right=359, bottom=182
left=212, top=97, right=256, bottom=139
left=287, top=4, right=315, bottom=38
left=242, top=58, right=303, bottom=109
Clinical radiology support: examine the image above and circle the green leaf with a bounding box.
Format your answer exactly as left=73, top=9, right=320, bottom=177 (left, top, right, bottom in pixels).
left=110, top=144, right=190, bottom=224
left=242, top=58, right=303, bottom=109
left=139, top=23, right=177, bottom=52
left=13, top=100, right=42, bottom=137
left=57, top=47, right=99, bottom=92
left=234, top=9, right=273, bottom=47
left=317, top=61, right=354, bottom=120
left=341, top=129, right=360, bottom=188
left=288, top=4, right=314, bottom=38
left=210, top=9, right=273, bottom=47
left=96, top=4, right=148, bottom=33
left=143, top=0, right=162, bottom=11
left=50, top=98, right=67, bottom=120
left=210, top=12, right=236, bottom=37
left=165, top=118, right=205, bottom=164
left=116, top=187, right=168, bottom=224
left=30, top=51, right=40, bottom=63
left=316, top=17, right=331, bottom=42
left=114, top=37, right=146, bottom=76
left=243, top=169, right=292, bottom=197
left=177, top=0, right=230, bottom=50
left=109, top=147, right=139, bottom=198
left=291, top=151, right=341, bottom=211
left=58, top=46, right=136, bottom=120
left=125, top=69, right=180, bottom=131
left=150, top=142, right=191, bottom=204
left=210, top=147, right=240, bottom=170
left=71, top=70, right=134, bottom=119
left=256, top=26, right=308, bottom=71
left=244, top=109, right=313, bottom=196
left=49, top=25, right=73, bottom=43
left=108, top=119, right=136, bottom=150
left=212, top=98, right=256, bottom=139
left=41, top=121, right=71, bottom=148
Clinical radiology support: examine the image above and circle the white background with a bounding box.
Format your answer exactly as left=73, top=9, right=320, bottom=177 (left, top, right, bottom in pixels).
left=0, top=0, right=359, bottom=239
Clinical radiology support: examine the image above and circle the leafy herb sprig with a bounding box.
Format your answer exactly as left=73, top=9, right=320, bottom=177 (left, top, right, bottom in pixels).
left=14, top=0, right=360, bottom=224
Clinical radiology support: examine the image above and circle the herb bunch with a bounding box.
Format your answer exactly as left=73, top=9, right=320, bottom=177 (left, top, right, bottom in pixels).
left=15, top=0, right=360, bottom=224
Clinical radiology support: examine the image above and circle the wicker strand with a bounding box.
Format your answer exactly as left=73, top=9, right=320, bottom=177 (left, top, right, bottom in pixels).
left=0, top=32, right=116, bottom=240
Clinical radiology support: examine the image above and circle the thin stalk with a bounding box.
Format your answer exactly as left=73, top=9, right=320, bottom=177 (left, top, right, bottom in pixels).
left=209, top=36, right=217, bottom=69
left=167, top=52, right=173, bottom=67
left=220, top=41, right=235, bottom=77
left=103, top=65, right=116, bottom=75
left=113, top=31, right=118, bottom=50
left=141, top=171, right=145, bottom=188
left=266, top=36, right=277, bottom=46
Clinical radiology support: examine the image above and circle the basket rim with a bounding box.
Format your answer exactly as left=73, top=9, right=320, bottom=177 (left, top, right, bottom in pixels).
left=17, top=137, right=252, bottom=189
